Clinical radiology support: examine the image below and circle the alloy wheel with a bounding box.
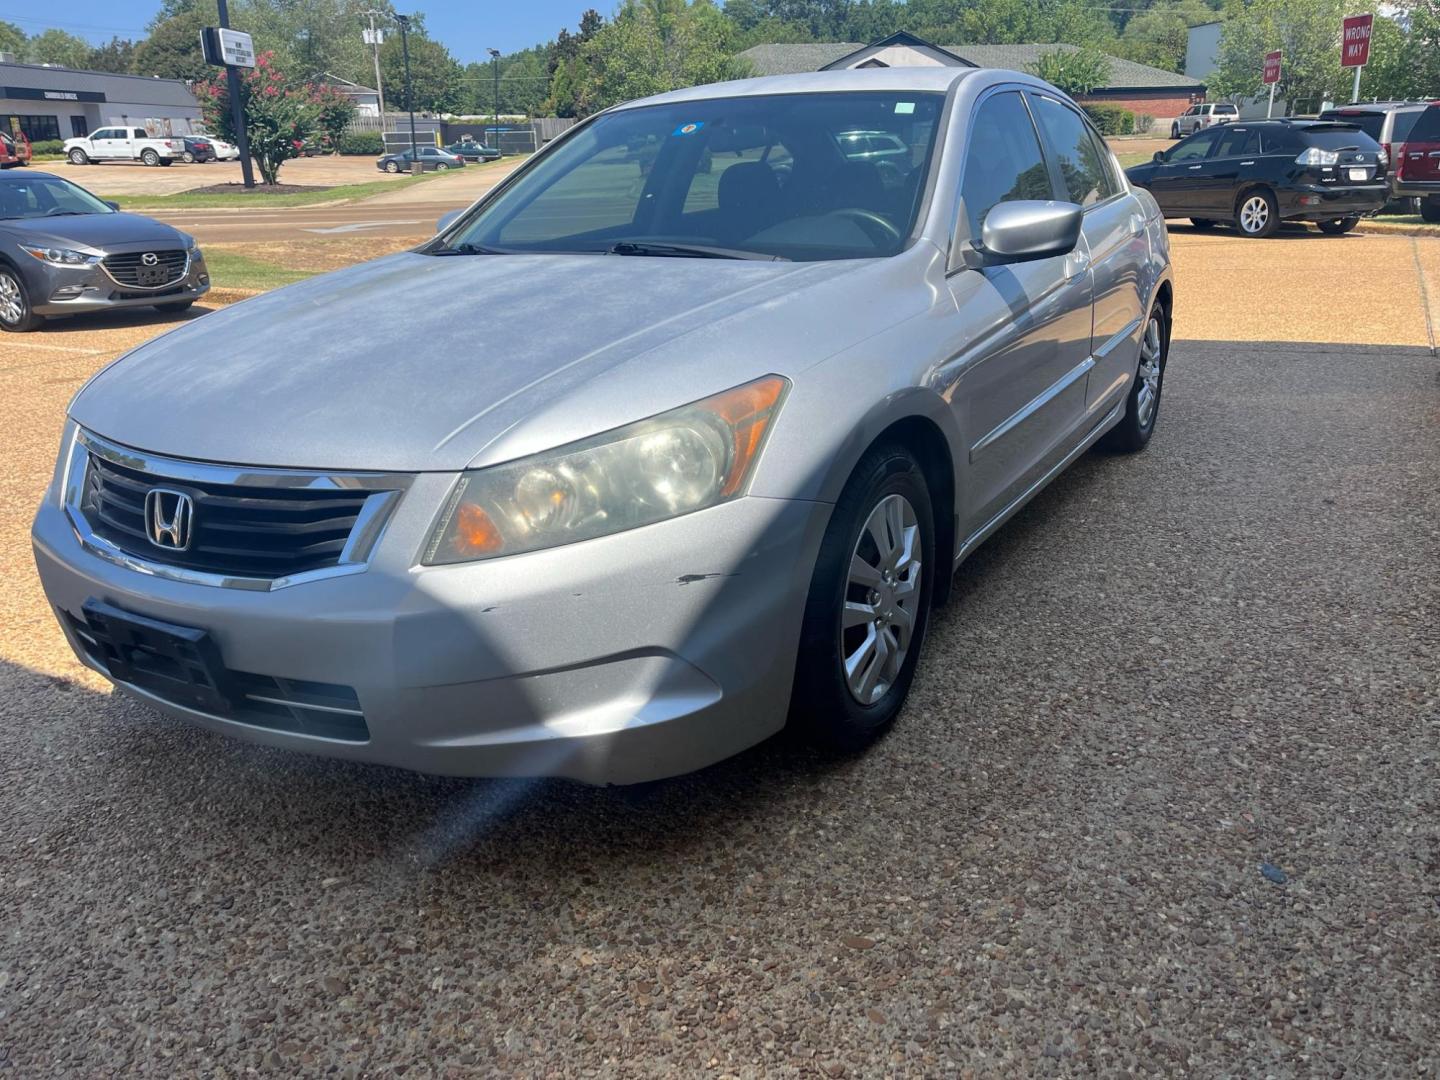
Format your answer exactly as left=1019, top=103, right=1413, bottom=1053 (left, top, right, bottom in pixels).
left=0, top=272, right=25, bottom=325
left=841, top=493, right=922, bottom=705
left=1239, top=195, right=1270, bottom=234
left=1135, top=313, right=1164, bottom=428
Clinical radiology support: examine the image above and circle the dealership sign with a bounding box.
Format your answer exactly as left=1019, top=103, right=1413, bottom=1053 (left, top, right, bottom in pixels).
left=200, top=27, right=256, bottom=68
left=1, top=85, right=107, bottom=103
left=1263, top=51, right=1281, bottom=85
left=1341, top=14, right=1372, bottom=67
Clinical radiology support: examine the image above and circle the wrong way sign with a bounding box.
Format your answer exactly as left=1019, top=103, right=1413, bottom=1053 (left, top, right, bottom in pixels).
left=1341, top=14, right=1372, bottom=68
left=1263, top=51, right=1281, bottom=84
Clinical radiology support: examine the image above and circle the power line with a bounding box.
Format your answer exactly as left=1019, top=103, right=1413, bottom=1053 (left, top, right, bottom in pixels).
left=0, top=11, right=149, bottom=34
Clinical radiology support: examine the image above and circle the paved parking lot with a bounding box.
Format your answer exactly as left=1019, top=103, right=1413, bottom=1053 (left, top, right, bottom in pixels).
left=1, top=231, right=1437, bottom=1074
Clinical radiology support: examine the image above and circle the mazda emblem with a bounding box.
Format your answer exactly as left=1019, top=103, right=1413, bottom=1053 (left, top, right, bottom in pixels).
left=141, top=252, right=159, bottom=266
left=144, top=488, right=194, bottom=550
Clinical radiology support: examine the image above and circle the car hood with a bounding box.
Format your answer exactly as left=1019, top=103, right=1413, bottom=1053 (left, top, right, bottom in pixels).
left=6, top=212, right=190, bottom=251
left=71, top=250, right=922, bottom=472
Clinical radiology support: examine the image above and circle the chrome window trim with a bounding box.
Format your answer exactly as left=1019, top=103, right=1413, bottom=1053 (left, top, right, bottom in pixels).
left=98, top=250, right=191, bottom=293
left=63, top=428, right=412, bottom=591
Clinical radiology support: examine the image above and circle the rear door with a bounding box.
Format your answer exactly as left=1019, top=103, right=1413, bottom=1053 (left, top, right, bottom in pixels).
left=1030, top=92, right=1148, bottom=416
left=1398, top=105, right=1440, bottom=188
left=1201, top=125, right=1264, bottom=214
left=944, top=87, right=1095, bottom=525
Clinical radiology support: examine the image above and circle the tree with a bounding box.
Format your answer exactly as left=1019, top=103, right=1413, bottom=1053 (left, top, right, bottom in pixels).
left=131, top=4, right=218, bottom=81
left=86, top=37, right=139, bottom=74
left=1209, top=0, right=1348, bottom=112
left=195, top=51, right=323, bottom=184
left=25, top=29, right=92, bottom=68
left=312, top=82, right=357, bottom=149
left=0, top=19, right=25, bottom=57
left=1112, top=0, right=1217, bottom=73
left=379, top=29, right=462, bottom=113
left=1029, top=46, right=1113, bottom=95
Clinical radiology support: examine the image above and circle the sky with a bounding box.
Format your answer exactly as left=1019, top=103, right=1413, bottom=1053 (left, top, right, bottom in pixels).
left=0, top=1, right=593, bottom=65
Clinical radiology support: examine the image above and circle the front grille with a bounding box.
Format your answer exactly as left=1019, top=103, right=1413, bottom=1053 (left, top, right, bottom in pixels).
left=82, top=452, right=375, bottom=580
left=102, top=249, right=187, bottom=289
left=63, top=610, right=369, bottom=742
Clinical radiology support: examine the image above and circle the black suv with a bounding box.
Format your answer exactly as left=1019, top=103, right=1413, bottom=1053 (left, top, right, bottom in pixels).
left=1125, top=119, right=1388, bottom=237
left=1319, top=101, right=1440, bottom=217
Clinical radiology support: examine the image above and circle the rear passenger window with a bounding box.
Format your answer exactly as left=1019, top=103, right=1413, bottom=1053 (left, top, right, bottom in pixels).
left=959, top=91, right=1054, bottom=239
left=1215, top=127, right=1261, bottom=156
left=1031, top=95, right=1117, bottom=206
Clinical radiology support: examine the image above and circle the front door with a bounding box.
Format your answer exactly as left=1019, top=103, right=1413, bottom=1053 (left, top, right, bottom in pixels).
left=941, top=88, right=1094, bottom=529
left=89, top=127, right=120, bottom=159
left=1147, top=128, right=1222, bottom=216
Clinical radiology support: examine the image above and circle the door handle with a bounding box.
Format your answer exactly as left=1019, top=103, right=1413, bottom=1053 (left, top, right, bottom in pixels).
left=1188, top=164, right=1202, bottom=170
left=1063, top=251, right=1089, bottom=282
left=1240, top=160, right=1255, bottom=165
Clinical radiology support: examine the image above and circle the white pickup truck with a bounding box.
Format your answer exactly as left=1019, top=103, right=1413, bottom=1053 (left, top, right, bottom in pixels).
left=64, top=127, right=181, bottom=166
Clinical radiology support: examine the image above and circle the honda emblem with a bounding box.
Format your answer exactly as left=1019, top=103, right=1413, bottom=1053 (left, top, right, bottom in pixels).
left=144, top=488, right=194, bottom=550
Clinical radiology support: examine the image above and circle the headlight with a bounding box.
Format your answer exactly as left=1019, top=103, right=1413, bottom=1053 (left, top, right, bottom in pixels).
left=423, top=375, right=788, bottom=564
left=21, top=245, right=101, bottom=266
left=1295, top=147, right=1340, bottom=166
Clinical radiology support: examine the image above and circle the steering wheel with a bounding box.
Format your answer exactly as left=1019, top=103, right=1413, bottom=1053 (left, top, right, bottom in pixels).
left=832, top=208, right=902, bottom=248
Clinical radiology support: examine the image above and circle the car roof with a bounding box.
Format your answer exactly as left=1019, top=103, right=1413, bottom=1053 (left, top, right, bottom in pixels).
left=615, top=67, right=983, bottom=111
left=0, top=169, right=64, bottom=183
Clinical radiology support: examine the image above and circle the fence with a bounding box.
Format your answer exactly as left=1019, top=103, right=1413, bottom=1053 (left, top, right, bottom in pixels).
left=348, top=113, right=571, bottom=155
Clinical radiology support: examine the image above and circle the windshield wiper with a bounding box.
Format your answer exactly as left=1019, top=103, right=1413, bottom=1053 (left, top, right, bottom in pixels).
left=44, top=211, right=88, bottom=217
left=431, top=242, right=505, bottom=256
left=607, top=241, right=788, bottom=261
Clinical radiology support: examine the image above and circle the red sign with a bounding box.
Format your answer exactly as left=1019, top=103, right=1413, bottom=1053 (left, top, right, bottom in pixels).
left=1263, top=51, right=1282, bottom=84
left=1341, top=13, right=1372, bottom=67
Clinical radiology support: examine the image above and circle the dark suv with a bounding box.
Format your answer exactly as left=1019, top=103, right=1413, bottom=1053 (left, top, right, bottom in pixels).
left=1125, top=119, right=1388, bottom=237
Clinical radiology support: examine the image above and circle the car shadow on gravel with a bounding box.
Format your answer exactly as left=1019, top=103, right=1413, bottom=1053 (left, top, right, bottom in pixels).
left=34, top=306, right=211, bottom=335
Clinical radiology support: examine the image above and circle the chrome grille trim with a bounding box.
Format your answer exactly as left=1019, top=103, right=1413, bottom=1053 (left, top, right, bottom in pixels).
left=63, top=429, right=412, bottom=591
left=100, top=249, right=190, bottom=291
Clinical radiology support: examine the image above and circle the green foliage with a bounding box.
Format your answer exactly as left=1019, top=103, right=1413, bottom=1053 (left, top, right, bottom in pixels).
left=1110, top=0, right=1217, bottom=74
left=0, top=19, right=24, bottom=57
left=24, top=28, right=93, bottom=68
left=380, top=29, right=463, bottom=114
left=29, top=140, right=66, bottom=156
left=336, top=131, right=384, bottom=155
left=85, top=37, right=139, bottom=74
left=312, top=84, right=357, bottom=150
left=195, top=52, right=326, bottom=184
left=1083, top=102, right=1136, bottom=135
left=131, top=4, right=217, bottom=81
left=1030, top=47, right=1113, bottom=95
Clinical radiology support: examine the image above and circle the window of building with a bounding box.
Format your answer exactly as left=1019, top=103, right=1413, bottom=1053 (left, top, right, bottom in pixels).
left=5, top=115, right=63, bottom=142
left=70, top=116, right=88, bottom=138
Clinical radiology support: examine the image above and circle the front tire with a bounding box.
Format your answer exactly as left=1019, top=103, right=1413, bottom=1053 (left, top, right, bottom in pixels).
left=0, top=268, right=43, bottom=332
left=1100, top=302, right=1168, bottom=453
left=1170, top=123, right=1181, bottom=139
left=791, top=444, right=935, bottom=751
left=141, top=149, right=160, bottom=166
left=1235, top=188, right=1279, bottom=238
left=385, top=161, right=399, bottom=174
left=68, top=148, right=89, bottom=165
left=1317, top=216, right=1358, bottom=235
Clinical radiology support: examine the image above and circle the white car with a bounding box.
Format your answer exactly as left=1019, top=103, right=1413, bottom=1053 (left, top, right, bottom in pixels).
left=65, top=127, right=180, bottom=166
left=203, top=137, right=241, bottom=161
left=1171, top=103, right=1239, bottom=139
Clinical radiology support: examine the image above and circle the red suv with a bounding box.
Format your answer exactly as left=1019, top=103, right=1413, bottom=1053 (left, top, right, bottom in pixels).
left=1320, top=101, right=1440, bottom=221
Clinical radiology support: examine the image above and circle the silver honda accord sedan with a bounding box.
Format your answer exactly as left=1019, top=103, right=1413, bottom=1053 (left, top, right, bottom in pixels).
left=33, top=68, right=1172, bottom=784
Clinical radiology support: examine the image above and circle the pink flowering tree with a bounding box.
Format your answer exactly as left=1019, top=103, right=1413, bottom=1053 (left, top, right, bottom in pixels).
left=196, top=52, right=352, bottom=184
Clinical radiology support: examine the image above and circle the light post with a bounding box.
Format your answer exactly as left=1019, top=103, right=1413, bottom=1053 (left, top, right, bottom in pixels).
left=395, top=14, right=420, bottom=174
left=488, top=47, right=501, bottom=153
left=216, top=0, right=255, bottom=187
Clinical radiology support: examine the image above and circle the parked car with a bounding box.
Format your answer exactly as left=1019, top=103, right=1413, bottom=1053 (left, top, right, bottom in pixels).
left=1126, top=119, right=1388, bottom=237
left=836, top=130, right=910, bottom=164
left=0, top=129, right=31, bottom=169
left=1171, top=102, right=1239, bottom=139
left=444, top=141, right=501, bottom=162
left=33, top=68, right=1173, bottom=784
left=1319, top=101, right=1428, bottom=211
left=0, top=171, right=208, bottom=332
left=179, top=137, right=217, bottom=164
left=64, top=127, right=180, bottom=166
left=377, top=146, right=467, bottom=173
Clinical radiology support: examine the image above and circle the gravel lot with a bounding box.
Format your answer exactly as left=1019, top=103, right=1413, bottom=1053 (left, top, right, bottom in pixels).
left=2, top=235, right=1438, bottom=1075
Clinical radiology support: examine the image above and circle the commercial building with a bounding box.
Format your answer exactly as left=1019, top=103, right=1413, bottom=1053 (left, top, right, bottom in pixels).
left=737, top=32, right=1206, bottom=125
left=0, top=60, right=201, bottom=144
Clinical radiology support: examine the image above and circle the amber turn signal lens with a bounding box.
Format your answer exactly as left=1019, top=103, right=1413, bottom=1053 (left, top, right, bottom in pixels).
left=452, top=502, right=504, bottom=557
left=697, top=375, right=788, bottom=497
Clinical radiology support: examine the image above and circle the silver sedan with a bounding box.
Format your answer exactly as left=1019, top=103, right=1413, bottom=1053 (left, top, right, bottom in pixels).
left=32, top=68, right=1172, bottom=784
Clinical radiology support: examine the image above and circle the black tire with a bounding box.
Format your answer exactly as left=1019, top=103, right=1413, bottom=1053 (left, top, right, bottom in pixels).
left=154, top=300, right=194, bottom=313
left=1190, top=218, right=1217, bottom=230
left=1317, top=216, right=1358, bottom=235
left=436, top=163, right=448, bottom=171
left=385, top=161, right=399, bottom=174
left=790, top=444, right=936, bottom=751
left=141, top=149, right=160, bottom=166
left=1234, top=188, right=1279, bottom=238
left=68, top=148, right=89, bottom=165
left=182, top=151, right=195, bottom=163
left=1100, top=301, right=1168, bottom=453
left=1170, top=123, right=1181, bottom=139
left=1421, top=197, right=1440, bottom=224
left=0, top=267, right=44, bottom=332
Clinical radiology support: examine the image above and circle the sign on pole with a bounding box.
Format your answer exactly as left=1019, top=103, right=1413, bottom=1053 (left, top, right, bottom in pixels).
left=1263, top=50, right=1281, bottom=117
left=200, top=27, right=256, bottom=68
left=1341, top=13, right=1372, bottom=103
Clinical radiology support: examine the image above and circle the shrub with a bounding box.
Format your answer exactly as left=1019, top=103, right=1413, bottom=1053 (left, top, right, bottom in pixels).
left=28, top=139, right=65, bottom=156
left=1135, top=114, right=1155, bottom=135
left=337, top=131, right=384, bottom=156
left=1083, top=103, right=1136, bottom=136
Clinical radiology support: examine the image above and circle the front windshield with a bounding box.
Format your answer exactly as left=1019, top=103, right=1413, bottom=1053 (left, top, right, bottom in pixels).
left=448, top=91, right=945, bottom=261
left=0, top=175, right=113, bottom=219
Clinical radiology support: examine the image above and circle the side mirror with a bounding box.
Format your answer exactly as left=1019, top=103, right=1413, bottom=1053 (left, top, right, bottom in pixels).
left=436, top=209, right=462, bottom=234
left=1152, top=150, right=1166, bottom=163
left=104, top=200, right=120, bottom=211
left=970, top=201, right=1082, bottom=267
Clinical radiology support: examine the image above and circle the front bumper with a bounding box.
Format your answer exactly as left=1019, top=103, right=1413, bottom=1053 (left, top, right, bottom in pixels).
left=28, top=252, right=210, bottom=317
left=32, top=476, right=829, bottom=785
left=1279, top=183, right=1389, bottom=220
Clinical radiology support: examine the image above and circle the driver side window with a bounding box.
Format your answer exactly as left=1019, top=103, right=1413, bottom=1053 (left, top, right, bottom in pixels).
left=958, top=91, right=1055, bottom=242
left=1168, top=130, right=1219, bottom=162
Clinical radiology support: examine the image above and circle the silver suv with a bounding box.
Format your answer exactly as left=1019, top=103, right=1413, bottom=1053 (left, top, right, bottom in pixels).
left=33, top=68, right=1173, bottom=784
left=1172, top=102, right=1239, bottom=138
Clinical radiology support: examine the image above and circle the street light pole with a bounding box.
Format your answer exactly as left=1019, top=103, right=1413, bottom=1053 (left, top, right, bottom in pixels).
left=361, top=9, right=387, bottom=121
left=488, top=47, right=501, bottom=153
left=395, top=13, right=420, bottom=174
left=216, top=0, right=255, bottom=188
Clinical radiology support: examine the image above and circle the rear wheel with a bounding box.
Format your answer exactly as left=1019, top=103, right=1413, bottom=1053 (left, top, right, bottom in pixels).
left=68, top=148, right=89, bottom=165
left=1317, top=216, right=1358, bottom=235
left=436, top=163, right=449, bottom=171
left=141, top=149, right=160, bottom=166
left=1421, top=197, right=1440, bottom=224
left=1170, top=123, right=1181, bottom=139
left=1100, top=302, right=1167, bottom=453
left=1235, top=189, right=1279, bottom=238
left=1190, top=218, right=1217, bottom=230
left=791, top=444, right=935, bottom=751
left=0, top=268, right=43, bottom=332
